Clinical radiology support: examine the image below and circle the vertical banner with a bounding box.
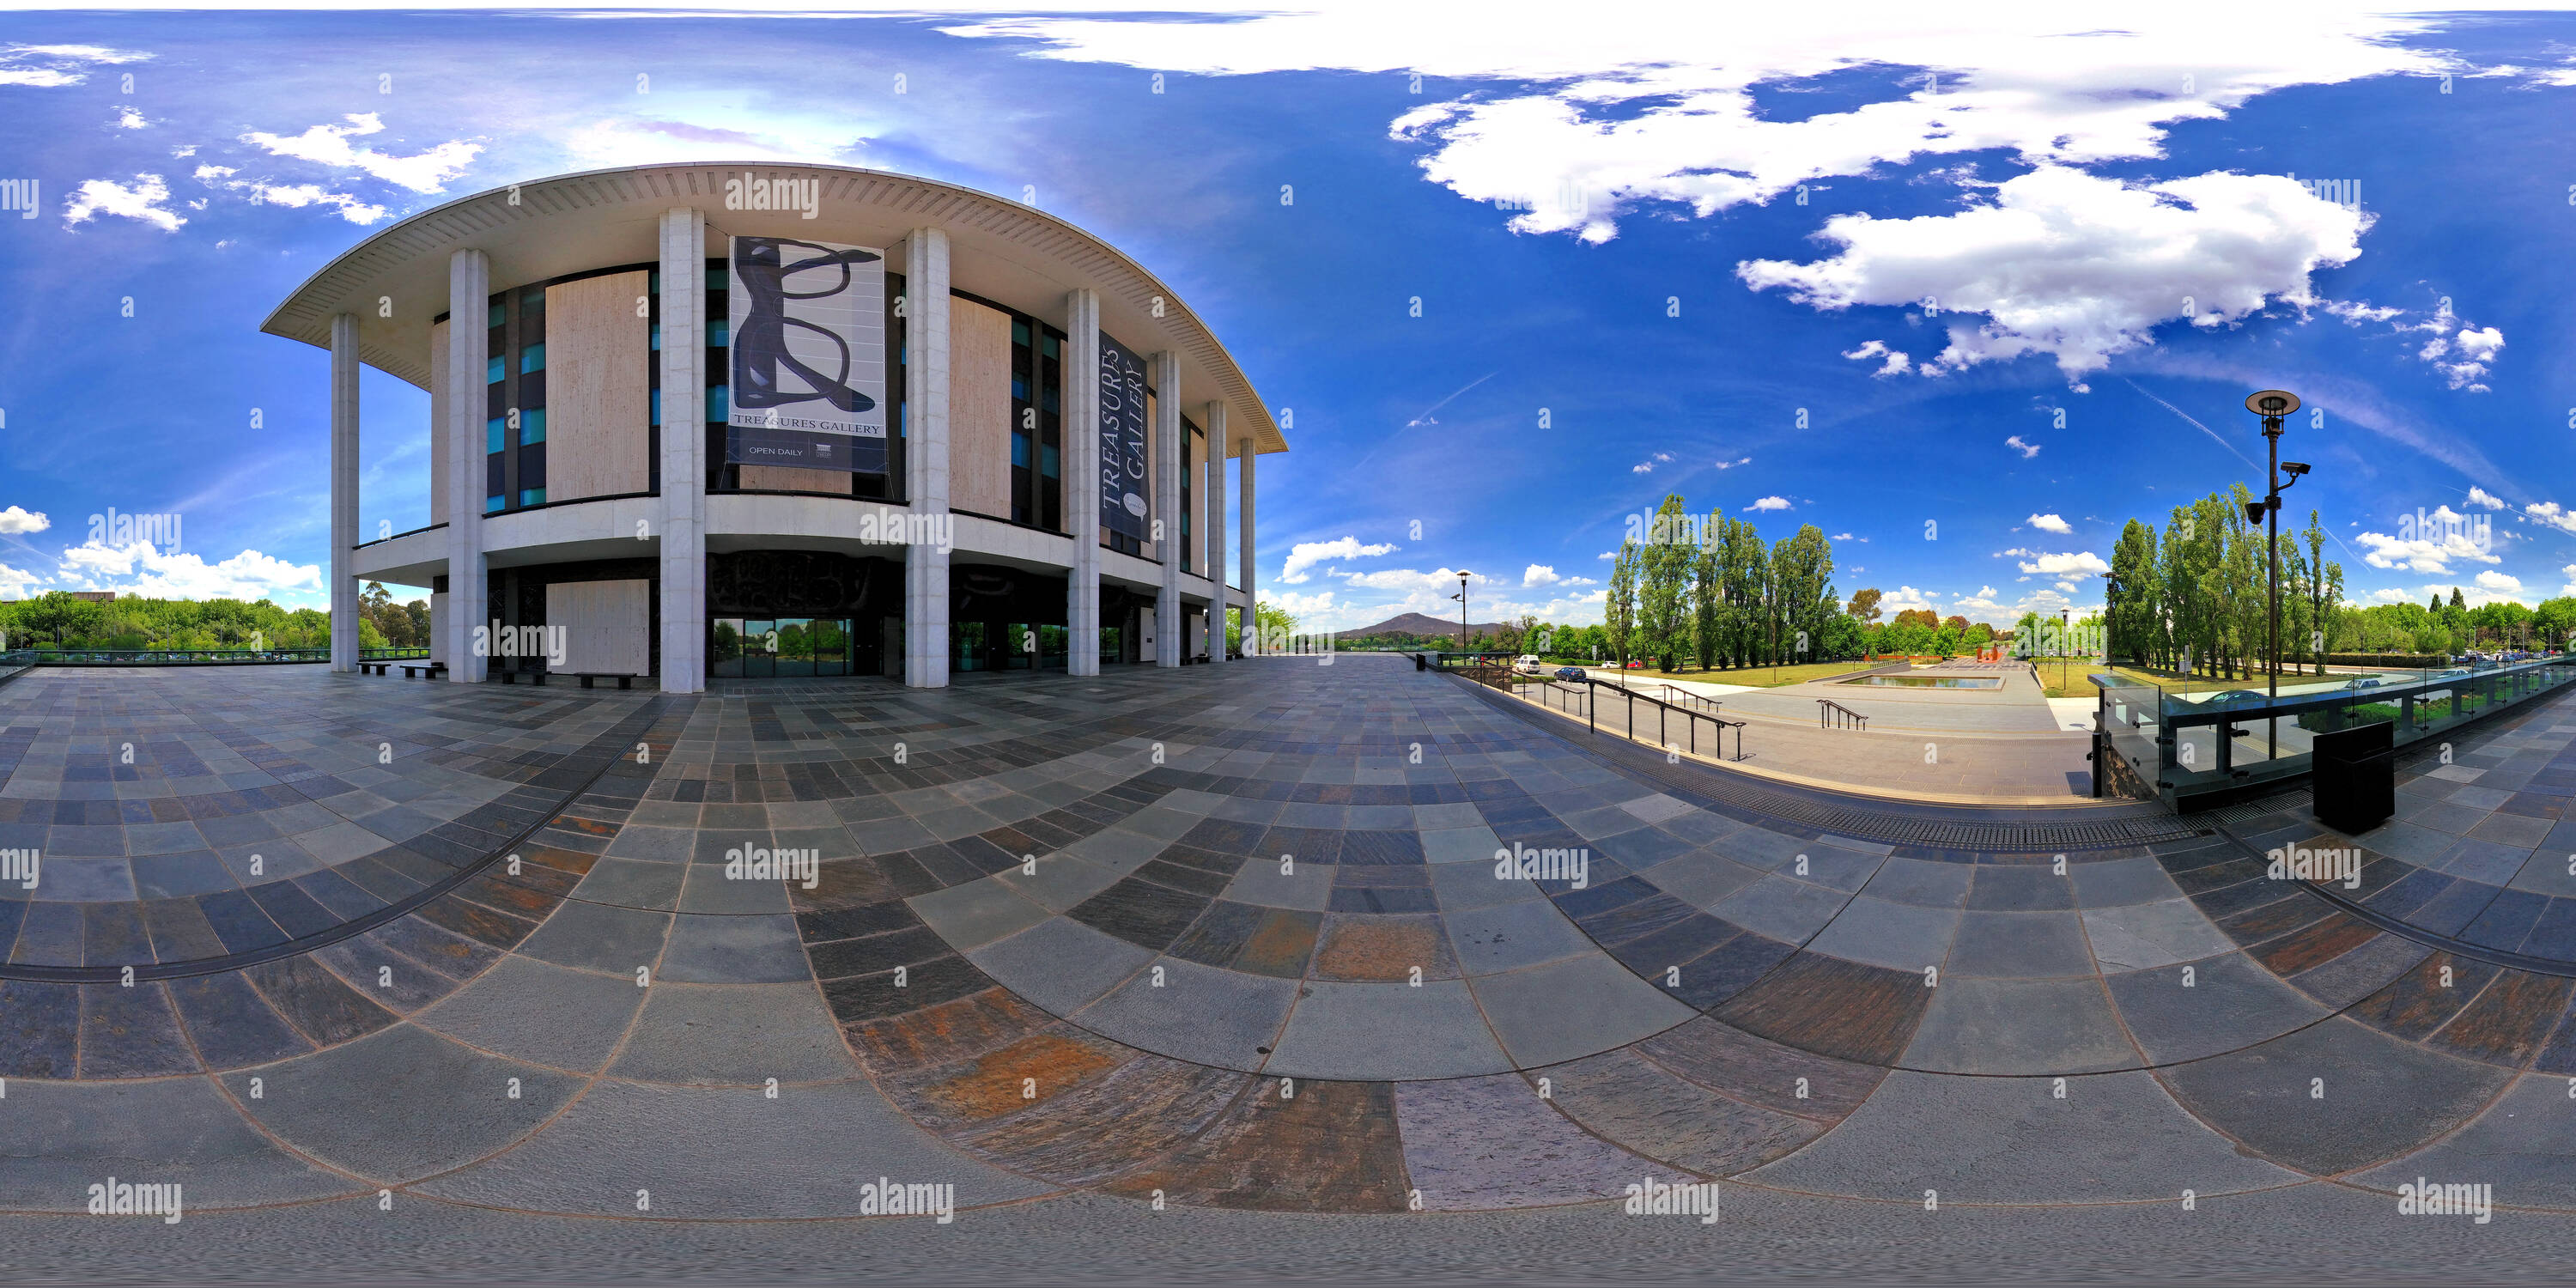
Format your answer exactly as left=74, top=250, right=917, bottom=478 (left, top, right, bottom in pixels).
left=1097, top=332, right=1150, bottom=539
left=726, top=236, right=888, bottom=473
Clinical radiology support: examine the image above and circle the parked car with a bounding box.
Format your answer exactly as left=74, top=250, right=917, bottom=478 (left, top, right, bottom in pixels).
left=2204, top=690, right=2269, bottom=707
left=1513, top=654, right=1544, bottom=676
left=2343, top=676, right=2383, bottom=690
left=1623, top=659, right=1648, bottom=669
left=1552, top=665, right=1588, bottom=683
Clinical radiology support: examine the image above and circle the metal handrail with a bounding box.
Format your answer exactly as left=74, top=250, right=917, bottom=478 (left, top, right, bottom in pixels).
left=5, top=647, right=432, bottom=666
left=1473, top=671, right=1749, bottom=762
left=1816, top=698, right=1868, bottom=730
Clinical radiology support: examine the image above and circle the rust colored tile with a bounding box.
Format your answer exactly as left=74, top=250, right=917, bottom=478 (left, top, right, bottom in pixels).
left=1633, top=1015, right=1886, bottom=1121
left=556, top=814, right=620, bottom=839
left=1232, top=908, right=1321, bottom=978
left=412, top=893, right=538, bottom=950
left=2251, top=911, right=2380, bottom=978
left=2429, top=969, right=2573, bottom=1067
left=896, top=1027, right=1132, bottom=1128
left=843, top=986, right=1054, bottom=1072
left=2215, top=890, right=2333, bottom=947
left=1310, top=915, right=1455, bottom=981
left=793, top=857, right=913, bottom=913
left=1103, top=1078, right=1412, bottom=1212
left=520, top=843, right=598, bottom=877
left=453, top=871, right=561, bottom=919
left=958, top=1054, right=1248, bottom=1187
left=1711, top=951, right=1928, bottom=1066
left=2347, top=951, right=2499, bottom=1042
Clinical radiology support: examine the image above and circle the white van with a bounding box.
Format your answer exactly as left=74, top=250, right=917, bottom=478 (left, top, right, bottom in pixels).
left=1514, top=654, right=1544, bottom=675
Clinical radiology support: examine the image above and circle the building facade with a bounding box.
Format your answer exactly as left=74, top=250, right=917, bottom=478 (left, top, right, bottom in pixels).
left=264, top=162, right=1279, bottom=691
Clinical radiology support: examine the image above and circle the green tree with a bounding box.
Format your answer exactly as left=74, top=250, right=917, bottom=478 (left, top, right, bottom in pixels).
left=1606, top=543, right=1641, bottom=667
left=1636, top=495, right=1694, bottom=670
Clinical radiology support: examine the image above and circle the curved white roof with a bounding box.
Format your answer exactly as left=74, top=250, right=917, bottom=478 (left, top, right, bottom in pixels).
left=261, top=161, right=1285, bottom=455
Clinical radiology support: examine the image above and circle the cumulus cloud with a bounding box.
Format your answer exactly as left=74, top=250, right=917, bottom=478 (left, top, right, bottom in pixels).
left=63, top=173, right=183, bottom=232
left=2475, top=570, right=2521, bottom=593
left=1880, top=586, right=1936, bottom=614
left=2565, top=563, right=2576, bottom=597
left=2005, top=435, right=2041, bottom=459
left=0, top=43, right=149, bottom=88
left=1746, top=495, right=1790, bottom=512
left=1841, top=339, right=1911, bottom=377
left=0, top=505, right=49, bottom=534
left=2354, top=509, right=2500, bottom=574
left=194, top=165, right=388, bottom=224
left=240, top=112, right=480, bottom=193
left=55, top=541, right=320, bottom=601
left=0, top=562, right=39, bottom=596
left=950, top=9, right=2454, bottom=246
left=2000, top=548, right=2110, bottom=577
left=1279, top=536, right=1400, bottom=584
left=1522, top=564, right=1573, bottom=587
left=2525, top=501, right=2576, bottom=536
left=2465, top=486, right=2505, bottom=510
left=2327, top=297, right=2506, bottom=392
left=1631, top=451, right=1675, bottom=474
left=1738, top=167, right=2366, bottom=380
left=2026, top=513, right=2072, bottom=534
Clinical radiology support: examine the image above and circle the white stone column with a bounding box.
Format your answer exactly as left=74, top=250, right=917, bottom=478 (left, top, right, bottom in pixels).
left=1151, top=351, right=1182, bottom=667
left=443, top=249, right=488, bottom=683
left=1238, top=436, right=1256, bottom=655
left=1064, top=289, right=1101, bottom=677
left=657, top=208, right=708, bottom=694
left=329, top=312, right=360, bottom=672
left=903, top=228, right=952, bottom=688
left=1203, top=400, right=1227, bottom=664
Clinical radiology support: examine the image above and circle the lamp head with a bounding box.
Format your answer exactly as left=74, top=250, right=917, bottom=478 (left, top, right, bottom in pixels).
left=2245, top=389, right=2300, bottom=417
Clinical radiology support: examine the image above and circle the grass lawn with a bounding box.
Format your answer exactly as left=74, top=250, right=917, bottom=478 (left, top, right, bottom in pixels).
left=2032, top=661, right=2352, bottom=700
left=1579, top=659, right=1888, bottom=689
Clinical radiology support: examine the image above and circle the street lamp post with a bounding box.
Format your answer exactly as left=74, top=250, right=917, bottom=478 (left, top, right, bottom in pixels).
left=2244, top=390, right=2307, bottom=763
left=1451, top=571, right=1473, bottom=660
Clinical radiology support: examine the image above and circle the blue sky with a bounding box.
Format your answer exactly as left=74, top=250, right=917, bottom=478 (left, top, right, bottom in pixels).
left=3, top=5, right=2574, bottom=632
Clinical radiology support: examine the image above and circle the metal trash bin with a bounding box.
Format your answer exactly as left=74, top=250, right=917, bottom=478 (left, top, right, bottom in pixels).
left=2312, top=720, right=2396, bottom=834
left=1414, top=653, right=1428, bottom=671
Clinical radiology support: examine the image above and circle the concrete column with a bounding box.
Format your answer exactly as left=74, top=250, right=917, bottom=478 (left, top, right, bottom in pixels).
left=442, top=248, right=489, bottom=683
left=1238, top=436, right=1256, bottom=655
left=903, top=228, right=952, bottom=688
left=657, top=208, right=708, bottom=694
left=1203, top=400, right=1227, bottom=664
left=1151, top=351, right=1182, bottom=667
left=329, top=313, right=360, bottom=672
left=1064, top=289, right=1101, bottom=677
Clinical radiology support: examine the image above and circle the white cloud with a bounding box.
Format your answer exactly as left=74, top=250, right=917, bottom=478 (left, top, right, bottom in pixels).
left=240, top=113, right=480, bottom=194
left=1631, top=450, right=1675, bottom=474
left=0, top=506, right=49, bottom=534
left=2525, top=501, right=2576, bottom=536
left=2003, top=549, right=2110, bottom=577
left=0, top=43, right=149, bottom=88
left=54, top=541, right=320, bottom=602
left=2356, top=511, right=2501, bottom=575
left=952, top=9, right=2453, bottom=246
left=1739, top=167, right=2365, bottom=380
left=1880, top=586, right=1935, bottom=613
left=1840, top=338, right=1911, bottom=377
left=1523, top=564, right=1559, bottom=587
left=1279, top=536, right=1399, bottom=584
left=2475, top=570, right=2521, bottom=593
left=114, top=106, right=149, bottom=130
left=2464, top=486, right=2506, bottom=510
left=2564, top=564, right=2576, bottom=597
left=1716, top=455, right=1751, bottom=470
left=63, top=173, right=183, bottom=232
left=2369, top=587, right=2412, bottom=603
left=1267, top=588, right=1340, bottom=619
left=0, top=562, right=39, bottom=596
left=560, top=111, right=868, bottom=171
left=2327, top=297, right=2505, bottom=392
left=1746, top=495, right=1790, bottom=512
left=2026, top=513, right=2072, bottom=534
left=2005, top=435, right=2041, bottom=459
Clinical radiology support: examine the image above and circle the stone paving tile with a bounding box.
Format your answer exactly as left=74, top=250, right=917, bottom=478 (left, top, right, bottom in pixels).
left=1801, top=897, right=1959, bottom=973
left=222, top=1023, right=582, bottom=1182
left=1902, top=977, right=2139, bottom=1075
left=1632, top=1015, right=1885, bottom=1121
left=1074, top=955, right=1298, bottom=1070
left=1394, top=1072, right=1666, bottom=1209
left=1746, top=1068, right=2299, bottom=1201
left=0, top=1076, right=358, bottom=1212
left=1712, top=951, right=1929, bottom=1066
left=1537, top=1046, right=1823, bottom=1176
left=1101, top=1077, right=1412, bottom=1212
left=416, top=953, right=647, bottom=1071
left=949, top=1050, right=1248, bottom=1187
left=2105, top=950, right=2329, bottom=1066
left=1264, top=979, right=1512, bottom=1080
left=1473, top=952, right=1696, bottom=1068
left=2158, top=1016, right=2516, bottom=1176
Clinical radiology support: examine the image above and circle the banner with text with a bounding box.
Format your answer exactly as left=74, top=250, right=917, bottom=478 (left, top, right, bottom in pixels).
left=726, top=236, right=889, bottom=474
left=1098, top=332, right=1150, bottom=540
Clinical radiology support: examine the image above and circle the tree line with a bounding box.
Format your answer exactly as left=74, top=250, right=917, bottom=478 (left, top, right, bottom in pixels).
left=0, top=582, right=430, bottom=651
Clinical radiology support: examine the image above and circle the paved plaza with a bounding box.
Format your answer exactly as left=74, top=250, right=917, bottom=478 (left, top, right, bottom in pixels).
left=3, top=653, right=2576, bottom=1280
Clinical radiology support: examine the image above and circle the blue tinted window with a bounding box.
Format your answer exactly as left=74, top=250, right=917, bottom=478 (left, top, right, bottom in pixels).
left=708, top=320, right=728, bottom=347
left=649, top=388, right=661, bottom=426
left=487, top=301, right=504, bottom=328
left=520, top=488, right=546, bottom=507
left=485, top=495, right=505, bottom=513
left=520, top=409, right=546, bottom=444
left=649, top=324, right=659, bottom=352
left=519, top=343, right=545, bottom=374
left=1012, top=436, right=1030, bottom=467
left=707, top=266, right=726, bottom=291
left=1041, top=445, right=1060, bottom=477
left=487, top=418, right=506, bottom=453
left=486, top=355, right=504, bottom=384
left=706, top=386, right=728, bottom=421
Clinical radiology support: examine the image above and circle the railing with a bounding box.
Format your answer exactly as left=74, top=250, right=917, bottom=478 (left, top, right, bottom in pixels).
left=1646, top=683, right=1724, bottom=714
left=1816, top=698, right=1868, bottom=730
left=3, top=647, right=432, bottom=666
left=1457, top=669, right=1747, bottom=762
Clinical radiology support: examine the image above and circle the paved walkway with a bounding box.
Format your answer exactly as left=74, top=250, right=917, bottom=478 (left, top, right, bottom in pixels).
left=0, top=655, right=2572, bottom=1279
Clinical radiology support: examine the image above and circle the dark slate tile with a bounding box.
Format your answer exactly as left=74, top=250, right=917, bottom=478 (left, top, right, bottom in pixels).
left=1068, top=878, right=1211, bottom=951
left=2248, top=911, right=2379, bottom=978
left=1232, top=908, right=1322, bottom=978
left=246, top=879, right=343, bottom=940
left=1326, top=884, right=1437, bottom=914
left=1167, top=899, right=1268, bottom=968
left=1135, top=858, right=1236, bottom=899
left=1713, top=951, right=1929, bottom=1066
left=1254, top=827, right=1341, bottom=866
left=0, top=979, right=80, bottom=1077
left=821, top=954, right=993, bottom=1024
left=411, top=894, right=537, bottom=951
left=244, top=955, right=399, bottom=1048
left=2347, top=951, right=2498, bottom=1042
left=167, top=969, right=313, bottom=1068
left=368, top=916, right=501, bottom=981
left=78, top=902, right=153, bottom=967
left=807, top=926, right=950, bottom=980
left=2461, top=888, right=2549, bottom=953
left=1574, top=891, right=1698, bottom=947
left=78, top=981, right=200, bottom=1078
left=196, top=888, right=290, bottom=954
left=9, top=900, right=82, bottom=966
left=1337, top=831, right=1425, bottom=866
left=2428, top=969, right=2573, bottom=1067
left=2403, top=878, right=2504, bottom=939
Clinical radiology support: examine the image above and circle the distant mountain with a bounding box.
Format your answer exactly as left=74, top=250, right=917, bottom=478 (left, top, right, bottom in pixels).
left=1334, top=611, right=1511, bottom=641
